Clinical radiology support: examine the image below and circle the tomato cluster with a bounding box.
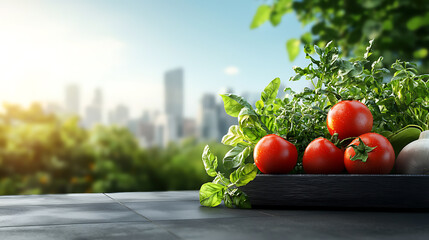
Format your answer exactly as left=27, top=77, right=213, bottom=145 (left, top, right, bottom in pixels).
left=254, top=100, right=395, bottom=174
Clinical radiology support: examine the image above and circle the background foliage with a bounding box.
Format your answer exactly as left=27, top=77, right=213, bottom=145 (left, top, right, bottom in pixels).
left=252, top=0, right=429, bottom=71
left=0, top=103, right=230, bottom=195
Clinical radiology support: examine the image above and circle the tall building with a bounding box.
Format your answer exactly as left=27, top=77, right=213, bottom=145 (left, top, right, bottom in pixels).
left=183, top=118, right=197, bottom=138
left=154, top=113, right=180, bottom=147
left=198, top=94, right=219, bottom=140
left=164, top=68, right=184, bottom=119
left=44, top=101, right=61, bottom=114
left=65, top=84, right=80, bottom=116
left=155, top=68, right=184, bottom=146
left=84, top=88, right=103, bottom=128
left=108, top=104, right=129, bottom=127
left=94, top=88, right=102, bottom=107
left=138, top=122, right=155, bottom=147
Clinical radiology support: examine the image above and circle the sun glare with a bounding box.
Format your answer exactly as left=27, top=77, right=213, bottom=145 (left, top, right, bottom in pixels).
left=0, top=2, right=124, bottom=105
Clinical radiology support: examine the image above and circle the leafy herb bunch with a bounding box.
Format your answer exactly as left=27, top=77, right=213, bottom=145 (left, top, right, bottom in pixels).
left=199, top=40, right=429, bottom=208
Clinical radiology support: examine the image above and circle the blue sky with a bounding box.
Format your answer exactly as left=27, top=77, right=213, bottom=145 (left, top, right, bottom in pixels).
left=0, top=0, right=311, bottom=119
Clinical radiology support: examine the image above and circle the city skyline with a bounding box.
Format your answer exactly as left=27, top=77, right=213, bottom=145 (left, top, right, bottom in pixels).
left=0, top=0, right=310, bottom=119
left=41, top=67, right=261, bottom=147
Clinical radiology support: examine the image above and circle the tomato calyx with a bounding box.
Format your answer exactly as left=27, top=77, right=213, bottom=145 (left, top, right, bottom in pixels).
left=348, top=137, right=377, bottom=162
left=329, top=133, right=341, bottom=148
left=340, top=136, right=357, bottom=144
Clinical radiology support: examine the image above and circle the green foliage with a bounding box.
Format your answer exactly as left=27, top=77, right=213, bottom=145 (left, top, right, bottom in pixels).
left=261, top=78, right=281, bottom=105
left=200, top=40, right=429, bottom=208
left=229, top=164, right=258, bottom=187
left=221, top=125, right=245, bottom=147
left=198, top=142, right=258, bottom=208
left=202, top=145, right=218, bottom=177
left=223, top=144, right=252, bottom=169
left=199, top=182, right=225, bottom=207
left=198, top=147, right=258, bottom=209
left=199, top=77, right=284, bottom=208
left=220, top=94, right=255, bottom=118
left=251, top=0, right=429, bottom=71
left=0, top=104, right=230, bottom=195
left=250, top=5, right=271, bottom=29
left=286, top=38, right=301, bottom=61
left=0, top=103, right=92, bottom=194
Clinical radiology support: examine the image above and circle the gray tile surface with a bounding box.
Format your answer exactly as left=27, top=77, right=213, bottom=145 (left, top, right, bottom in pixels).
left=156, top=215, right=429, bottom=240
left=0, top=203, right=147, bottom=227
left=123, top=200, right=268, bottom=221
left=0, top=193, right=113, bottom=206
left=106, top=191, right=198, bottom=203
left=0, top=222, right=178, bottom=240
left=0, top=191, right=427, bottom=240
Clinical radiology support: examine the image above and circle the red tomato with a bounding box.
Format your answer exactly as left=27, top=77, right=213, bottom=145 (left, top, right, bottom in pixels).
left=327, top=100, right=373, bottom=140
left=302, top=137, right=344, bottom=174
left=254, top=134, right=297, bottom=174
left=344, top=133, right=395, bottom=174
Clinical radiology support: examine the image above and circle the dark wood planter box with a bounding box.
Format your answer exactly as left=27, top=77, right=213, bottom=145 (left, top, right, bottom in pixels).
left=240, top=174, right=429, bottom=209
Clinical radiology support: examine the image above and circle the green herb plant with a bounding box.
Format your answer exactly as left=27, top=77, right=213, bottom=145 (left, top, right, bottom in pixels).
left=199, top=40, right=429, bottom=208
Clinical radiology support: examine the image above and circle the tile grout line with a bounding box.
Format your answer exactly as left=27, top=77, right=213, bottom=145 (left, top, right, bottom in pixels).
left=257, top=210, right=276, bottom=217
left=103, top=193, right=184, bottom=240
left=103, top=193, right=152, bottom=222
left=0, top=220, right=153, bottom=229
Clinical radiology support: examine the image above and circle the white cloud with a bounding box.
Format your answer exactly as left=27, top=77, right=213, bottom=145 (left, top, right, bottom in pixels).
left=224, top=66, right=239, bottom=75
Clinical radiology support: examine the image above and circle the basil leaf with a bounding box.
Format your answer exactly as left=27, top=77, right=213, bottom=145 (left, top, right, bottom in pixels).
left=260, top=115, right=277, bottom=133
left=223, top=193, right=233, bottom=208
left=229, top=163, right=258, bottom=187
left=238, top=107, right=268, bottom=142
left=202, top=145, right=218, bottom=177
left=221, top=125, right=245, bottom=147
left=223, top=144, right=252, bottom=169
left=199, top=183, right=225, bottom=207
left=220, top=94, right=254, bottom=117
left=212, top=173, right=231, bottom=186
left=255, top=99, right=264, bottom=112
left=224, top=189, right=251, bottom=209
left=232, top=190, right=251, bottom=209
left=261, top=77, right=281, bottom=105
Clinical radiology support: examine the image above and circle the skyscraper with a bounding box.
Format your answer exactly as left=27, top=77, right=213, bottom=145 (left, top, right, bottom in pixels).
left=164, top=68, right=184, bottom=120
left=94, top=88, right=102, bottom=107
left=198, top=93, right=219, bottom=140
left=156, top=68, right=184, bottom=146
left=84, top=88, right=103, bottom=128
left=108, top=104, right=129, bottom=127
left=44, top=101, right=63, bottom=115
left=65, top=84, right=80, bottom=116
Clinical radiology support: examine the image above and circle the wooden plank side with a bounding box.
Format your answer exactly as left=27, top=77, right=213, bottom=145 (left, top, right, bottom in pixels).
left=240, top=175, right=429, bottom=209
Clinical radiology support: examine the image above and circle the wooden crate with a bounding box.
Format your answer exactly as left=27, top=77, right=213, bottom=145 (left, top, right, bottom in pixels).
left=240, top=174, right=429, bottom=209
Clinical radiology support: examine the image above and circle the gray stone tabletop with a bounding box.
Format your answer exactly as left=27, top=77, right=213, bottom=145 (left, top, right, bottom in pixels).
left=0, top=191, right=428, bottom=239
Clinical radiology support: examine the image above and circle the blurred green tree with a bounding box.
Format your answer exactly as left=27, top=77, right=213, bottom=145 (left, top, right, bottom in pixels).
left=251, top=0, right=429, bottom=71
left=0, top=103, right=230, bottom=195
left=0, top=103, right=93, bottom=194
